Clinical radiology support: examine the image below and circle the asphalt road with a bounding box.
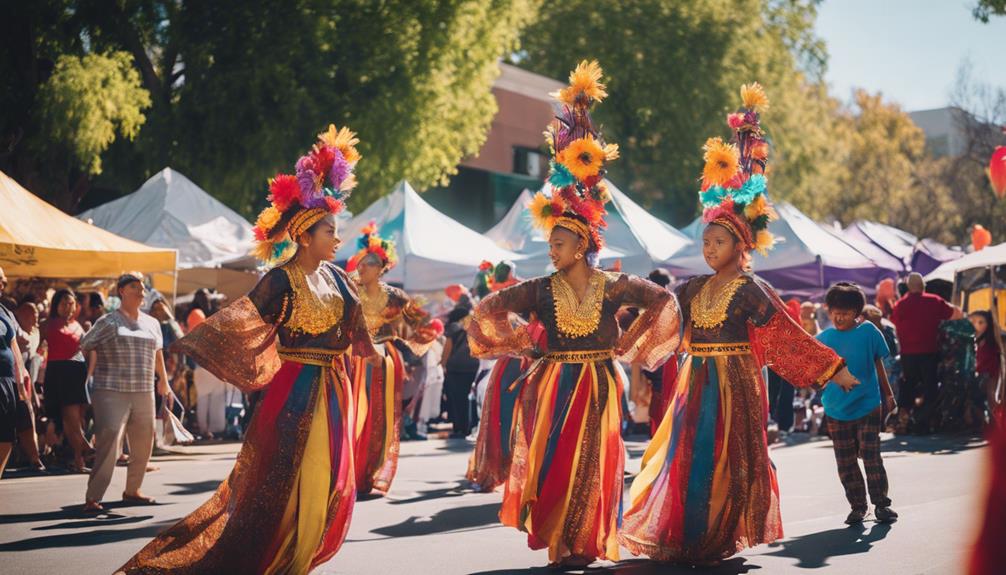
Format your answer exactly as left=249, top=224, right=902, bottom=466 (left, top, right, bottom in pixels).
left=0, top=432, right=987, bottom=575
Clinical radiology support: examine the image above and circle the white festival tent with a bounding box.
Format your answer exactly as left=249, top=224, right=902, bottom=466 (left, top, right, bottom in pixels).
left=78, top=168, right=259, bottom=300
left=484, top=181, right=692, bottom=277
left=334, top=181, right=524, bottom=292
left=925, top=242, right=1006, bottom=283
left=667, top=202, right=896, bottom=299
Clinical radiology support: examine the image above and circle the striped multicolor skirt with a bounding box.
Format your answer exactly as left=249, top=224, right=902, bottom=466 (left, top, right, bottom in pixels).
left=500, top=351, right=625, bottom=563
left=117, top=356, right=357, bottom=574
left=620, top=344, right=783, bottom=564
left=466, top=355, right=527, bottom=492
left=351, top=341, right=405, bottom=494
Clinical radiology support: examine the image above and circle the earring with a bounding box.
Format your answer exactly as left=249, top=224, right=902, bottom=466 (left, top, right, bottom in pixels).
left=575, top=253, right=583, bottom=260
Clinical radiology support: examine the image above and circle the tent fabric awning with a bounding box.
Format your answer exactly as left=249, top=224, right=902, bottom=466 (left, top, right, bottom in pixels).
left=0, top=170, right=177, bottom=279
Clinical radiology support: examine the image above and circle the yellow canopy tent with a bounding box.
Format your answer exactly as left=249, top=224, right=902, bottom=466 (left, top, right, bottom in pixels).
left=0, top=171, right=177, bottom=292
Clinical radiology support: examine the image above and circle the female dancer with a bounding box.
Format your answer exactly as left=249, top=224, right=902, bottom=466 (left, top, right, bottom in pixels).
left=468, top=61, right=680, bottom=568
left=619, top=84, right=859, bottom=566
left=116, top=125, right=376, bottom=574
left=347, top=223, right=434, bottom=495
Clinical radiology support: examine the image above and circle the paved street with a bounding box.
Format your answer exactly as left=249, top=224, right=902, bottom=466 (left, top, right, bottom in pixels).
left=0, top=432, right=987, bottom=575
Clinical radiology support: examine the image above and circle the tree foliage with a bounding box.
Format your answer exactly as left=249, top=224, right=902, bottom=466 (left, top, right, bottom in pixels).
left=973, top=0, right=1006, bottom=22
left=1, top=0, right=537, bottom=214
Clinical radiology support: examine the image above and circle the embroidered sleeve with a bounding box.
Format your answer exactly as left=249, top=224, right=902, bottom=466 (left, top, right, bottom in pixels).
left=467, top=279, right=538, bottom=358
left=171, top=296, right=280, bottom=392
left=744, top=280, right=844, bottom=387
left=247, top=267, right=292, bottom=326
left=610, top=274, right=681, bottom=371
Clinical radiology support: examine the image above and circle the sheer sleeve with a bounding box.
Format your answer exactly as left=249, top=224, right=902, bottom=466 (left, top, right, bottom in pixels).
left=333, top=265, right=378, bottom=359
left=171, top=296, right=281, bottom=393
left=609, top=274, right=681, bottom=371
left=248, top=267, right=292, bottom=325
left=390, top=287, right=436, bottom=356
left=467, top=279, right=539, bottom=358
left=743, top=278, right=844, bottom=387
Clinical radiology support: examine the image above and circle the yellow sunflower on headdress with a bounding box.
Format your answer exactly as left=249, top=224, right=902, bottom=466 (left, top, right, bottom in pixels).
left=551, top=60, right=608, bottom=106
left=701, top=137, right=740, bottom=188
left=528, top=191, right=560, bottom=231
left=318, top=124, right=361, bottom=164
left=740, top=83, right=770, bottom=112
left=557, top=134, right=606, bottom=182
left=754, top=229, right=775, bottom=255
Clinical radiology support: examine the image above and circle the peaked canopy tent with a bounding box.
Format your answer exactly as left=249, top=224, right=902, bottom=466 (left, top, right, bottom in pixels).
left=484, top=181, right=692, bottom=277
left=334, top=181, right=524, bottom=292
left=0, top=170, right=177, bottom=285
left=911, top=239, right=964, bottom=276
left=78, top=168, right=258, bottom=300
left=844, top=220, right=918, bottom=272
left=667, top=202, right=898, bottom=300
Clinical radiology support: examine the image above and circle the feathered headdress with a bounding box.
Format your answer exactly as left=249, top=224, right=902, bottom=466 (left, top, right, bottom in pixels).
left=698, top=83, right=777, bottom=255
left=345, top=220, right=397, bottom=272
left=527, top=60, right=618, bottom=254
left=252, top=124, right=361, bottom=263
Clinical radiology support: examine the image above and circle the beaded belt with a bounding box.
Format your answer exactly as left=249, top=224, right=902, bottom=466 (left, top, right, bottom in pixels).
left=277, top=345, right=348, bottom=367
left=687, top=342, right=752, bottom=357
left=544, top=349, right=614, bottom=362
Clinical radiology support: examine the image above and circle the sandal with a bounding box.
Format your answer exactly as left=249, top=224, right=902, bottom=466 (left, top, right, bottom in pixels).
left=82, top=500, right=105, bottom=514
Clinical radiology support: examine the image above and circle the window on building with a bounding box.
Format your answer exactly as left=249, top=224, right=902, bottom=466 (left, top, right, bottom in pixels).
left=513, top=146, right=545, bottom=178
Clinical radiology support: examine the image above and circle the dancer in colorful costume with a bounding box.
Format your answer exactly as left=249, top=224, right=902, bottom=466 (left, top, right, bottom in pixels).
left=619, top=84, right=860, bottom=566
left=466, top=261, right=545, bottom=493
left=116, top=125, right=375, bottom=575
left=347, top=222, right=434, bottom=495
left=467, top=61, right=681, bottom=568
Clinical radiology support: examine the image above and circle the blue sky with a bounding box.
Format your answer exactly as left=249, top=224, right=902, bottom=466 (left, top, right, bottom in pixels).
left=815, top=0, right=1006, bottom=111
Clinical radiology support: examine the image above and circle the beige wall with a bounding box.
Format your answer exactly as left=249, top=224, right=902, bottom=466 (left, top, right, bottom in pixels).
left=462, top=87, right=555, bottom=175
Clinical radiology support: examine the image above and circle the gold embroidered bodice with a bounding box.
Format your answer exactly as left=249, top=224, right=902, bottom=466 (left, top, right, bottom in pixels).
left=690, top=276, right=747, bottom=330
left=550, top=270, right=606, bottom=338
left=359, top=283, right=392, bottom=336
left=283, top=264, right=345, bottom=335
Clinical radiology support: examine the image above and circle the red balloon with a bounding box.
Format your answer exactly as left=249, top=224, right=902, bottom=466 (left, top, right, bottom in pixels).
left=973, top=224, right=993, bottom=252
left=991, top=146, right=1006, bottom=200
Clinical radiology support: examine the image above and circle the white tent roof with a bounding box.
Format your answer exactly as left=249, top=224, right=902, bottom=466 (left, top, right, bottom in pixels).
left=925, top=242, right=1006, bottom=282
left=484, top=181, right=692, bottom=276
left=335, top=181, right=523, bottom=291
left=79, top=168, right=255, bottom=270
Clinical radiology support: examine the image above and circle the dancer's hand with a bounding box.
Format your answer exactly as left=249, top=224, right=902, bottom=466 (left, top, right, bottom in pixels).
left=833, top=367, right=859, bottom=392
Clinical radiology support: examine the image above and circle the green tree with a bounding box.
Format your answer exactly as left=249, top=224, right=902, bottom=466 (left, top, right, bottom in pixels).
left=1, top=0, right=537, bottom=215
left=513, top=0, right=836, bottom=225
left=973, top=0, right=1006, bottom=22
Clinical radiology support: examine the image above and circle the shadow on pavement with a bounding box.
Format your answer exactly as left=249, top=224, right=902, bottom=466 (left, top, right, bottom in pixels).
left=0, top=519, right=176, bottom=551
left=879, top=434, right=985, bottom=455
left=468, top=557, right=758, bottom=575
left=368, top=502, right=500, bottom=538
left=166, top=479, right=221, bottom=495
left=385, top=480, right=473, bottom=505
left=758, top=522, right=892, bottom=568
left=33, top=515, right=152, bottom=531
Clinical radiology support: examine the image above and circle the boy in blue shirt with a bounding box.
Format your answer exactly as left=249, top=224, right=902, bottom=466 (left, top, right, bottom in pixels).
left=817, top=282, right=898, bottom=525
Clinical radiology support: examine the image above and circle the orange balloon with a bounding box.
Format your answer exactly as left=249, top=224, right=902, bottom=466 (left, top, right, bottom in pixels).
left=973, top=224, right=993, bottom=252
left=444, top=284, right=467, bottom=302
left=991, top=146, right=1006, bottom=200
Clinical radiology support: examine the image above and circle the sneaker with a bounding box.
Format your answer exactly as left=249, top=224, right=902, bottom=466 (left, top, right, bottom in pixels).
left=875, top=506, right=899, bottom=523
left=845, top=509, right=866, bottom=525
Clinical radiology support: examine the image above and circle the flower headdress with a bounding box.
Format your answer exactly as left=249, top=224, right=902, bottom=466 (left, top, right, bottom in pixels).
left=346, top=220, right=397, bottom=272
left=252, top=124, right=361, bottom=264
left=527, top=60, right=618, bottom=255
left=698, top=83, right=777, bottom=255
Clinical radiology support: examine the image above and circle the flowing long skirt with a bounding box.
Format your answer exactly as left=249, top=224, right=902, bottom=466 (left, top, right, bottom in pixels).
left=620, top=352, right=782, bottom=564
left=117, top=359, right=357, bottom=574
left=466, top=356, right=527, bottom=492
left=500, top=358, right=624, bottom=563
left=351, top=342, right=404, bottom=494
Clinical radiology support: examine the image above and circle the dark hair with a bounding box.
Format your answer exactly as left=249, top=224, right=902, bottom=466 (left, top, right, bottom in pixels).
left=825, top=282, right=866, bottom=315
left=88, top=292, right=105, bottom=309
left=190, top=288, right=214, bottom=317
left=448, top=305, right=470, bottom=324
left=50, top=288, right=76, bottom=319
left=970, top=309, right=996, bottom=343
left=493, top=261, right=515, bottom=284
left=896, top=280, right=908, bottom=298
left=647, top=268, right=673, bottom=288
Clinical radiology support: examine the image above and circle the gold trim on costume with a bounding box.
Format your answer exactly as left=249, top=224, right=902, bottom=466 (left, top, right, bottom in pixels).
left=277, top=345, right=349, bottom=366
left=686, top=342, right=752, bottom=357
left=282, top=264, right=345, bottom=335
left=358, top=284, right=391, bottom=335
left=544, top=349, right=614, bottom=362
left=552, top=216, right=592, bottom=242
left=551, top=270, right=605, bottom=338
left=288, top=208, right=329, bottom=240
left=691, top=276, right=747, bottom=330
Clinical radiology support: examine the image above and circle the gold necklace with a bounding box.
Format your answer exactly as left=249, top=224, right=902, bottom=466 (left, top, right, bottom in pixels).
left=283, top=264, right=345, bottom=335
left=359, top=283, right=390, bottom=335
left=551, top=270, right=605, bottom=338
left=691, top=276, right=747, bottom=330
